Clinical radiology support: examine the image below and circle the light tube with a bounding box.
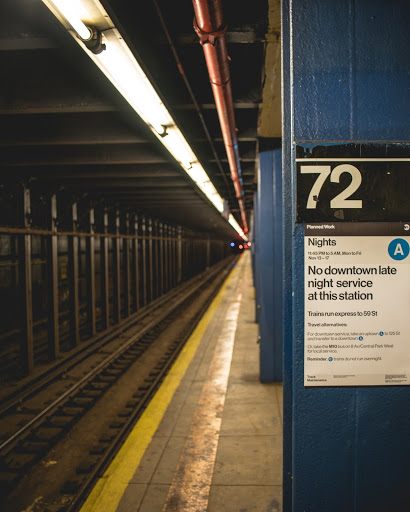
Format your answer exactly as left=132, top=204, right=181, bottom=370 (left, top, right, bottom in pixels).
left=229, top=214, right=248, bottom=241
left=41, top=0, right=247, bottom=239
left=96, top=30, right=173, bottom=135
left=160, top=126, right=197, bottom=170
left=42, top=0, right=92, bottom=40
left=185, top=163, right=211, bottom=188
left=184, top=163, right=225, bottom=212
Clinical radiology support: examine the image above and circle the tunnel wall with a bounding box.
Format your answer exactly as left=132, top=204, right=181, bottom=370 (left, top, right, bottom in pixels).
left=0, top=186, right=230, bottom=380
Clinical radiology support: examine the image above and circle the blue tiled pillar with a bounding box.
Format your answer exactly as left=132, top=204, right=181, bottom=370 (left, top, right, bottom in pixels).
left=250, top=198, right=256, bottom=288
left=253, top=192, right=260, bottom=323
left=257, top=149, right=283, bottom=382
left=282, top=0, right=410, bottom=510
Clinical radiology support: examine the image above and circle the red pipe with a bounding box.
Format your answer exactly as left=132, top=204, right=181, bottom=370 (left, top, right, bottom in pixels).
left=192, top=0, right=248, bottom=233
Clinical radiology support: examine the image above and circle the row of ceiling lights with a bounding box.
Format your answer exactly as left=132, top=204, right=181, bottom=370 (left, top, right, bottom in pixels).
left=41, top=0, right=248, bottom=241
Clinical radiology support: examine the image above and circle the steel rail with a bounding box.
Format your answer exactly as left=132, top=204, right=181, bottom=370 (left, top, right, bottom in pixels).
left=0, top=256, right=231, bottom=415
left=0, top=258, right=232, bottom=453
left=0, top=277, right=185, bottom=416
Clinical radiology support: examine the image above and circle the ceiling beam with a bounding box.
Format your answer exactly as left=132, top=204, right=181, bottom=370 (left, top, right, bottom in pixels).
left=1, top=145, right=170, bottom=166
left=210, top=157, right=256, bottom=163
left=0, top=135, right=147, bottom=147
left=0, top=37, right=56, bottom=51
left=169, top=32, right=266, bottom=45
left=0, top=164, right=181, bottom=179
left=45, top=179, right=190, bottom=189
left=173, top=102, right=259, bottom=110
left=0, top=104, right=117, bottom=115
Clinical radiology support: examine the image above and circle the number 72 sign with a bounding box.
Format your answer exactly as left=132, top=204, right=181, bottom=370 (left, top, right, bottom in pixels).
left=301, top=164, right=362, bottom=210
left=295, top=142, right=410, bottom=222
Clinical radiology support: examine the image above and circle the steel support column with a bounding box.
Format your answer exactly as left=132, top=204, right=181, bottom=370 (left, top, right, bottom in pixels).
left=181, top=231, right=186, bottom=279
left=101, top=208, right=110, bottom=329
left=68, top=202, right=80, bottom=347
left=124, top=213, right=131, bottom=317
left=133, top=214, right=140, bottom=311
left=170, top=226, right=175, bottom=287
left=47, top=193, right=60, bottom=360
left=163, top=223, right=169, bottom=293
left=148, top=218, right=153, bottom=303
left=141, top=216, right=147, bottom=306
left=86, top=208, right=96, bottom=337
left=154, top=220, right=159, bottom=300
left=113, top=210, right=121, bottom=322
left=18, top=185, right=34, bottom=375
left=177, top=226, right=182, bottom=284
left=159, top=222, right=164, bottom=297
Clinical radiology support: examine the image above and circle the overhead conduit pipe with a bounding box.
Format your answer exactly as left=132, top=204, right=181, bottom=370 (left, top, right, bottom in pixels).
left=192, top=0, right=248, bottom=233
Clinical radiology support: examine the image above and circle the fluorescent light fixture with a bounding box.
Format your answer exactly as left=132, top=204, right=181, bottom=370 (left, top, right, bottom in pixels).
left=41, top=0, right=247, bottom=240
left=229, top=214, right=247, bottom=241
left=96, top=30, right=174, bottom=135
left=160, top=125, right=197, bottom=170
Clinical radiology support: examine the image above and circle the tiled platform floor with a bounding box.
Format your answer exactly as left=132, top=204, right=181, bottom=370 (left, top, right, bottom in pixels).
left=114, top=251, right=283, bottom=511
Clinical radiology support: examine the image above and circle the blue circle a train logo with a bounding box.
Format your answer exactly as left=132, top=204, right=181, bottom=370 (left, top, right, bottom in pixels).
left=388, top=238, right=410, bottom=261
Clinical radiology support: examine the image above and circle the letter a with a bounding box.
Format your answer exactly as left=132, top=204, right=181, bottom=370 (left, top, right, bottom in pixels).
left=394, top=243, right=404, bottom=256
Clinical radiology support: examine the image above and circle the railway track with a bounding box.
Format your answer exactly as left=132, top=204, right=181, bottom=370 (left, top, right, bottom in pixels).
left=0, top=256, right=237, bottom=512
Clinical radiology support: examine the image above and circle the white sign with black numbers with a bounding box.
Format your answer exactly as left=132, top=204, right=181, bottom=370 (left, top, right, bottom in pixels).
left=304, top=223, right=410, bottom=386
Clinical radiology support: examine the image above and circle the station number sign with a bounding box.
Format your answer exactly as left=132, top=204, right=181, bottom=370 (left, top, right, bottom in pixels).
left=296, top=142, right=410, bottom=222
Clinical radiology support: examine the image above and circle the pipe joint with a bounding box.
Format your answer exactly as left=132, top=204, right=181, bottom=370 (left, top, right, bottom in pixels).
left=210, top=76, right=231, bottom=88
left=193, top=17, right=227, bottom=46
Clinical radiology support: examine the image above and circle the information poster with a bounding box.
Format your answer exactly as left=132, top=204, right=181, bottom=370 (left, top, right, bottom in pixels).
left=304, top=223, right=410, bottom=386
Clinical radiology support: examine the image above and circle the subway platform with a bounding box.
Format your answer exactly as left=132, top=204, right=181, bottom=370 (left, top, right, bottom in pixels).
left=80, top=251, right=283, bottom=512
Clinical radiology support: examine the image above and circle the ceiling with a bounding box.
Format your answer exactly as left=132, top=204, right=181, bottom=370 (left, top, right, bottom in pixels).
left=0, top=0, right=281, bottom=239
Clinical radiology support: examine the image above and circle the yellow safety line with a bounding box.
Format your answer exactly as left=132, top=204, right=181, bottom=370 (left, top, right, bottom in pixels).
left=162, top=292, right=242, bottom=512
left=79, top=262, right=238, bottom=512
